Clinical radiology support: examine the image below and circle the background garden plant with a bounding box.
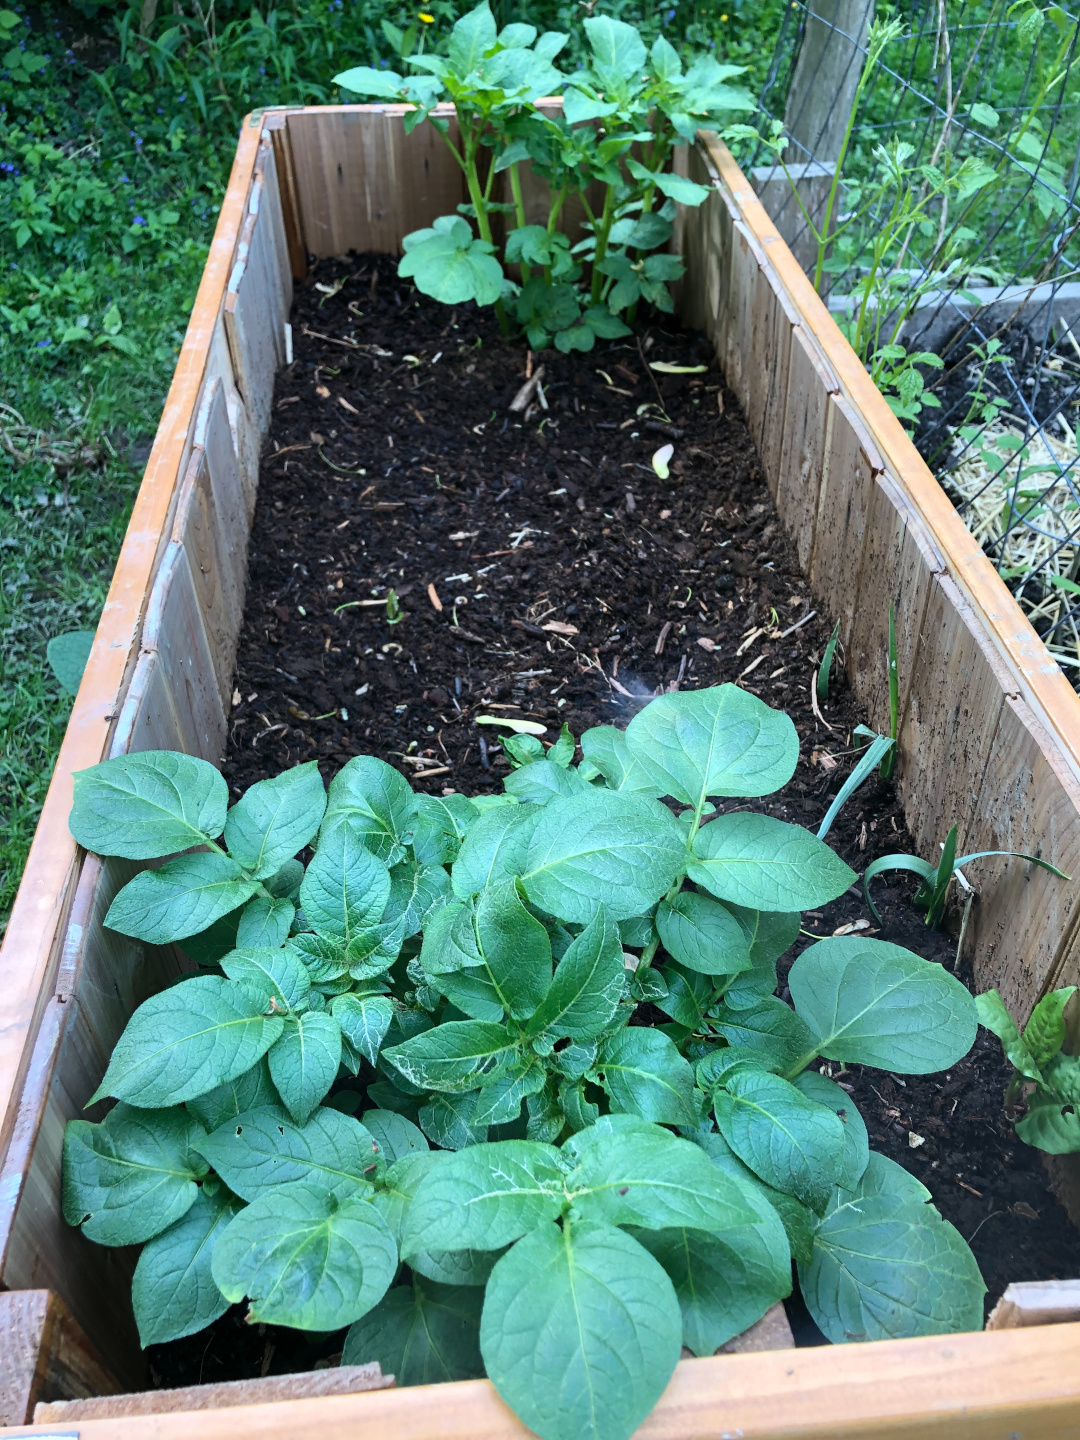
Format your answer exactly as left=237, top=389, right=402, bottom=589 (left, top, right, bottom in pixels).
left=977, top=985, right=1080, bottom=1153
left=65, top=684, right=985, bottom=1440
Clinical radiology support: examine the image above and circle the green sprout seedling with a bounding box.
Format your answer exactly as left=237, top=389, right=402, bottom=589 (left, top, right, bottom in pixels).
left=864, top=820, right=1068, bottom=928
left=386, top=588, right=405, bottom=625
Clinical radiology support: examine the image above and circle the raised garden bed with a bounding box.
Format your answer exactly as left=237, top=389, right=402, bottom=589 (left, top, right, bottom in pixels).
left=2, top=101, right=1080, bottom=1435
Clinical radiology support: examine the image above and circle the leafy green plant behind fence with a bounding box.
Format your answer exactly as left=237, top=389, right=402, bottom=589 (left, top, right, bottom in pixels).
left=64, top=685, right=985, bottom=1440
left=333, top=2, right=754, bottom=351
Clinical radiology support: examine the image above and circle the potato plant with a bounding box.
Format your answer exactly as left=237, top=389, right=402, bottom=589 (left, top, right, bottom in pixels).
left=332, top=2, right=754, bottom=351
left=64, top=685, right=984, bottom=1440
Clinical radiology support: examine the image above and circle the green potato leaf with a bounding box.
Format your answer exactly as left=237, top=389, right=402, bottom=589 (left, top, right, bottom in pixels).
left=186, top=1055, right=278, bottom=1132
left=268, top=1011, right=343, bottom=1124
left=333, top=992, right=394, bottom=1067
left=1023, top=985, right=1077, bottom=1067
left=788, top=937, right=978, bottom=1074
left=624, top=685, right=798, bottom=808
left=579, top=725, right=663, bottom=796
left=195, top=1104, right=383, bottom=1201
left=362, top=1109, right=429, bottom=1164
left=70, top=751, right=228, bottom=859
left=322, top=755, right=417, bottom=864
left=105, top=851, right=260, bottom=944
left=451, top=803, right=540, bottom=897
left=223, top=762, right=326, bottom=880
left=975, top=989, right=1041, bottom=1080
left=384, top=1020, right=518, bottom=1094
left=525, top=904, right=624, bottom=1041
left=593, top=1027, right=698, bottom=1125
left=688, top=812, right=856, bottom=911
left=401, top=1139, right=564, bottom=1257
left=90, top=975, right=284, bottom=1107
left=399, top=216, right=504, bottom=307
left=521, top=789, right=686, bottom=924
left=1015, top=1093, right=1080, bottom=1152
left=566, top=1121, right=755, bottom=1232
left=299, top=822, right=391, bottom=947
left=655, top=890, right=752, bottom=975
left=342, top=1276, right=484, bottom=1386
left=211, top=1180, right=398, bottom=1330
left=480, top=1219, right=682, bottom=1440
left=383, top=859, right=452, bottom=939
left=63, top=1102, right=207, bottom=1246
left=236, top=895, right=295, bottom=949
left=793, top=1070, right=869, bottom=1193
left=131, top=1185, right=241, bottom=1346
left=221, top=946, right=311, bottom=1012
left=714, top=1069, right=846, bottom=1213
left=475, top=880, right=553, bottom=1019
left=419, top=898, right=483, bottom=977
left=713, top=996, right=819, bottom=1074
left=423, top=1088, right=489, bottom=1146
left=799, top=1186, right=985, bottom=1342
left=632, top=1217, right=791, bottom=1356
left=722, top=904, right=800, bottom=1009
left=372, top=1151, right=443, bottom=1242
left=504, top=757, right=589, bottom=805
left=692, top=1126, right=815, bottom=1264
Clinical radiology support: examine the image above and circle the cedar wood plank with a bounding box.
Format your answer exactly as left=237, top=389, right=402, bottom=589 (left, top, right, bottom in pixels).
left=7, top=1325, right=1080, bottom=1440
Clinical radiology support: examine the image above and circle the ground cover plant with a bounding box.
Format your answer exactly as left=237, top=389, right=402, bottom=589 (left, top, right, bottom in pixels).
left=334, top=3, right=754, bottom=351
left=65, top=684, right=985, bottom=1440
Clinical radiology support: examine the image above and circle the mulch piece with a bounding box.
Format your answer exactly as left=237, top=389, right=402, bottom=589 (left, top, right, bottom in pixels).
left=148, top=253, right=1079, bottom=1387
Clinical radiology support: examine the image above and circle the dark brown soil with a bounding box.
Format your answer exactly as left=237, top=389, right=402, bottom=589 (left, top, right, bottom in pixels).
left=148, top=254, right=1080, bottom=1387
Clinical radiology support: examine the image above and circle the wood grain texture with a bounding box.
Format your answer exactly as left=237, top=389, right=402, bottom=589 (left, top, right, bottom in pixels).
left=686, top=131, right=1080, bottom=1011
left=0, top=1289, right=120, bottom=1426
left=898, top=572, right=1013, bottom=860
left=0, top=852, right=179, bottom=1388
left=754, top=265, right=798, bottom=498
left=9, top=1325, right=1080, bottom=1440
left=286, top=105, right=466, bottom=257
left=846, top=467, right=944, bottom=743
left=809, top=394, right=882, bottom=641
left=962, top=692, right=1080, bottom=1008
left=265, top=113, right=308, bottom=279
left=35, top=1363, right=392, bottom=1422
left=141, top=541, right=227, bottom=762
left=774, top=325, right=838, bottom=574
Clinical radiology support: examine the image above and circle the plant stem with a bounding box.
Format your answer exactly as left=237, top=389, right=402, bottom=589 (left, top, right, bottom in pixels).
left=589, top=183, right=617, bottom=305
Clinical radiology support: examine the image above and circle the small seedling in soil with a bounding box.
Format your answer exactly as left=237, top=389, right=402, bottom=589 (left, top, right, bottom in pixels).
left=65, top=684, right=987, bottom=1440
left=863, top=820, right=1068, bottom=928
left=385, top=588, right=405, bottom=625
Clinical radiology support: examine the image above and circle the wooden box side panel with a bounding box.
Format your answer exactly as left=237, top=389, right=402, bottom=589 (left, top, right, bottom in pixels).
left=679, top=133, right=1080, bottom=1017
left=8, top=1323, right=1080, bottom=1440
left=286, top=105, right=466, bottom=258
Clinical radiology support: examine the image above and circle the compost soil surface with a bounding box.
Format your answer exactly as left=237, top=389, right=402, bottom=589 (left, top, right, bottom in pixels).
left=147, top=254, right=1080, bottom=1388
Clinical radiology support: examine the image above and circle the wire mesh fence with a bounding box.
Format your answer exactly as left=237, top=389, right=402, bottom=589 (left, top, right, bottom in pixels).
left=739, top=0, right=1080, bottom=679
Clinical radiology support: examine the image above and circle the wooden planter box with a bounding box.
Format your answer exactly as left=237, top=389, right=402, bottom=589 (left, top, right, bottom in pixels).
left=3, top=104, right=1080, bottom=1433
